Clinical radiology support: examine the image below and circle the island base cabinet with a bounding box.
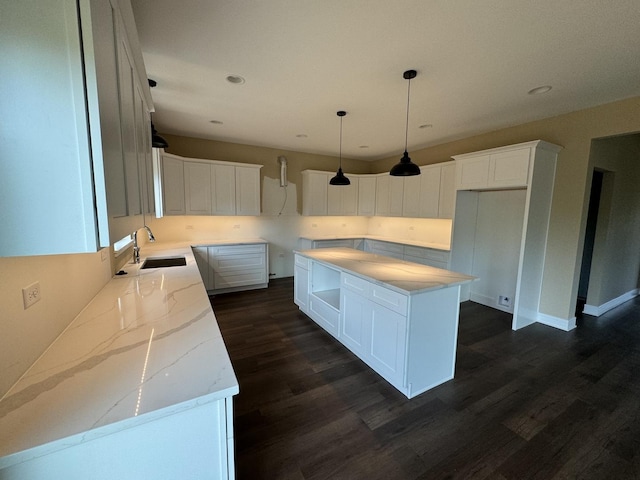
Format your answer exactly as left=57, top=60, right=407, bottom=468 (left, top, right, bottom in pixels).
left=0, top=398, right=235, bottom=480
left=297, top=259, right=464, bottom=399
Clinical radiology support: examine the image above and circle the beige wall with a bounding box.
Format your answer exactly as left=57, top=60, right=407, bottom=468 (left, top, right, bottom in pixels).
left=0, top=251, right=112, bottom=396
left=374, top=96, right=640, bottom=320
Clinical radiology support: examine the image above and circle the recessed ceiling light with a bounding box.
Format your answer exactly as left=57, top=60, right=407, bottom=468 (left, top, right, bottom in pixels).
left=419, top=124, right=433, bottom=129
left=210, top=120, right=223, bottom=125
left=528, top=85, right=552, bottom=95
left=226, top=75, right=245, bottom=85
left=296, top=134, right=308, bottom=138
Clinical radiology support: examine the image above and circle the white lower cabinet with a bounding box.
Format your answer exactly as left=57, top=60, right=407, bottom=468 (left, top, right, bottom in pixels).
left=193, top=243, right=268, bottom=294
left=295, top=253, right=462, bottom=398
left=294, top=256, right=310, bottom=313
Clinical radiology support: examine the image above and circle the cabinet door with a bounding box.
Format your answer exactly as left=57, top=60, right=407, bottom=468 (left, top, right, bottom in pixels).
left=389, top=176, right=404, bottom=216
left=418, top=165, right=441, bottom=218
left=294, top=263, right=310, bottom=312
left=212, top=164, right=236, bottom=215
left=328, top=178, right=358, bottom=216
left=368, top=302, right=407, bottom=388
left=192, top=247, right=212, bottom=290
left=235, top=166, right=261, bottom=215
left=341, top=289, right=370, bottom=357
left=375, top=175, right=390, bottom=216
left=162, top=157, right=185, bottom=215
left=303, top=172, right=329, bottom=215
left=116, top=31, right=143, bottom=219
left=185, top=162, right=212, bottom=215
left=357, top=176, right=377, bottom=216
left=438, top=162, right=456, bottom=219
left=456, top=154, right=490, bottom=190
left=488, top=148, right=531, bottom=188
left=402, top=176, right=422, bottom=217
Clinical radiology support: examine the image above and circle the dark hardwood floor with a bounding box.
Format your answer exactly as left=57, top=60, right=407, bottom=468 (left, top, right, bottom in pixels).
left=211, top=278, right=640, bottom=480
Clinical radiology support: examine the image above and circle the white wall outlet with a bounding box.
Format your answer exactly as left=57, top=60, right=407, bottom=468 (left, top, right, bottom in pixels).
left=23, top=281, right=41, bottom=309
left=233, top=224, right=240, bottom=229
left=185, top=225, right=194, bottom=230
left=100, top=249, right=108, bottom=262
left=498, top=295, right=512, bottom=307
left=312, top=223, right=318, bottom=228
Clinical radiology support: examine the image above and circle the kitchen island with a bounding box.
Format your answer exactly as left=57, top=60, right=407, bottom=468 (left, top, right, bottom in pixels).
left=0, top=243, right=238, bottom=479
left=294, top=247, right=475, bottom=398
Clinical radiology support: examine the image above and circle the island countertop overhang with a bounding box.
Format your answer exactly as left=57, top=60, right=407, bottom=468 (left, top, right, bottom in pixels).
left=294, top=247, right=476, bottom=295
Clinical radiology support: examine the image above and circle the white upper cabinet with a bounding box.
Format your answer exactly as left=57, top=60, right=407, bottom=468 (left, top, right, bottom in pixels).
left=235, top=165, right=261, bottom=216
left=161, top=153, right=261, bottom=216
left=0, top=0, right=152, bottom=256
left=303, top=170, right=360, bottom=216
left=438, top=162, right=456, bottom=219
left=162, top=156, right=186, bottom=215
left=454, top=145, right=532, bottom=190
left=375, top=175, right=404, bottom=217
left=302, top=171, right=329, bottom=216
left=357, top=176, right=377, bottom=216
left=302, top=167, right=453, bottom=219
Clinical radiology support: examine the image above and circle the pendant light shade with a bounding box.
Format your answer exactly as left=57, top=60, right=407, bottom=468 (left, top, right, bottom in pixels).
left=330, top=111, right=350, bottom=186
left=151, top=122, right=168, bottom=148
left=390, top=70, right=421, bottom=176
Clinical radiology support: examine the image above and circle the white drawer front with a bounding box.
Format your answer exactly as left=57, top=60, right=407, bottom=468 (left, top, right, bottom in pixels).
left=341, top=272, right=370, bottom=296
left=212, top=244, right=266, bottom=256
left=309, top=295, right=340, bottom=336
left=295, top=254, right=309, bottom=269
left=371, top=284, right=408, bottom=315
left=215, top=253, right=265, bottom=272
left=214, top=270, right=266, bottom=288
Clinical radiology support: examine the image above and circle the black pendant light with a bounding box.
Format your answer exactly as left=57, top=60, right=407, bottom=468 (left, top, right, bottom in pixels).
left=329, top=110, right=350, bottom=185
left=151, top=122, right=168, bottom=148
left=390, top=70, right=421, bottom=176
left=148, top=78, right=169, bottom=148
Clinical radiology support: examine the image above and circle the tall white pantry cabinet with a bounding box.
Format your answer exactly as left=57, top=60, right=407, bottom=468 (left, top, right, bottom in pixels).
left=0, top=0, right=154, bottom=256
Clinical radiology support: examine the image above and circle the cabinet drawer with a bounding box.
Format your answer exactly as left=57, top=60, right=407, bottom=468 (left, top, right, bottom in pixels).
left=295, top=254, right=310, bottom=269
left=314, top=239, right=354, bottom=249
left=371, top=284, right=407, bottom=315
left=404, top=246, right=450, bottom=263
left=309, top=294, right=340, bottom=336
left=366, top=240, right=404, bottom=259
left=214, top=270, right=266, bottom=288
left=341, top=272, right=370, bottom=296
left=214, top=253, right=265, bottom=273
left=212, top=244, right=266, bottom=256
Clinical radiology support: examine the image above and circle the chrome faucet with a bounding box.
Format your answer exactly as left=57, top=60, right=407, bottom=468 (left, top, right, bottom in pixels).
left=133, top=225, right=156, bottom=264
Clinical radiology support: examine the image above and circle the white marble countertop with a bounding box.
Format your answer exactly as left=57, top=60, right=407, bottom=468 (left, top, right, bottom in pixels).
left=0, top=242, right=239, bottom=468
left=191, top=238, right=267, bottom=247
left=299, top=234, right=451, bottom=251
left=295, top=247, right=475, bottom=294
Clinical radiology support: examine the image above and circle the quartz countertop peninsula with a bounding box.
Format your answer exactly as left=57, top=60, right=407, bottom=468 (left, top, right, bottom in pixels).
left=0, top=242, right=239, bottom=469
left=298, top=234, right=451, bottom=251
left=295, top=247, right=475, bottom=294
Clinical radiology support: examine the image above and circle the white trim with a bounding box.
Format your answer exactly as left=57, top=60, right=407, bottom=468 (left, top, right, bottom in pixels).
left=536, top=312, right=576, bottom=331
left=583, top=289, right=639, bottom=317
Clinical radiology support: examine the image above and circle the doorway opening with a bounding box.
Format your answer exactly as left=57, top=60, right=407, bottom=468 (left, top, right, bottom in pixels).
left=577, top=170, right=603, bottom=316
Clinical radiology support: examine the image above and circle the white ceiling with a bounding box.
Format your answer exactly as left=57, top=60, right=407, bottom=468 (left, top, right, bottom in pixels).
left=130, top=0, right=640, bottom=161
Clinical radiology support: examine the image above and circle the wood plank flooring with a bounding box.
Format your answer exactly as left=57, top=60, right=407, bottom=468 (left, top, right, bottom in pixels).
left=211, top=278, right=640, bottom=480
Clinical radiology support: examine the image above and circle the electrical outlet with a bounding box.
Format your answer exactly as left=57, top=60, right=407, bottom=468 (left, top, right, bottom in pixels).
left=100, top=249, right=108, bottom=262
left=498, top=295, right=512, bottom=307
left=23, top=281, right=41, bottom=309
left=185, top=225, right=194, bottom=230
left=233, top=224, right=240, bottom=229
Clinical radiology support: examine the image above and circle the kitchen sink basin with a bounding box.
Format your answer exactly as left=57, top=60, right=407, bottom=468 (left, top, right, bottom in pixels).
left=141, top=256, right=187, bottom=269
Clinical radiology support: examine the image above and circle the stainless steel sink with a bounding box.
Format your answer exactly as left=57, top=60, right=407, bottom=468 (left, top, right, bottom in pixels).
left=140, top=256, right=187, bottom=269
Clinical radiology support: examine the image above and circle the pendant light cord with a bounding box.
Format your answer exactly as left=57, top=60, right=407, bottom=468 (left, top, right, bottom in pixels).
left=339, top=114, right=343, bottom=169
left=404, top=76, right=411, bottom=152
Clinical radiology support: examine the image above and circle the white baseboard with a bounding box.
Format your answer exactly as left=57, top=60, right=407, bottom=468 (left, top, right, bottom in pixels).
left=513, top=307, right=575, bottom=331
left=583, top=289, right=639, bottom=317
left=536, top=312, right=576, bottom=331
